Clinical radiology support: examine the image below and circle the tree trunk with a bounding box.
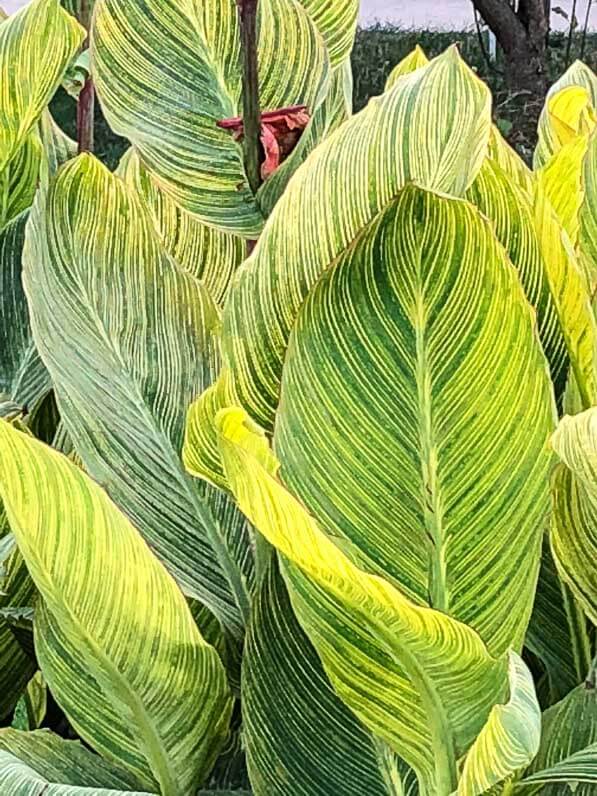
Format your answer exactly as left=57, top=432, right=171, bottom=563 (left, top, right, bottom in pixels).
left=472, top=0, right=549, bottom=94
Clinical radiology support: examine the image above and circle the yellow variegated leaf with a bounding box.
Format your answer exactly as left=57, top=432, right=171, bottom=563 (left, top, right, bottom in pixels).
left=551, top=409, right=597, bottom=625
left=0, top=0, right=84, bottom=174
left=535, top=61, right=597, bottom=168
left=92, top=0, right=331, bottom=236
left=580, top=130, right=597, bottom=281
left=467, top=157, right=569, bottom=403
left=184, top=369, right=239, bottom=491
left=223, top=47, right=493, bottom=428
left=532, top=182, right=597, bottom=409
left=546, top=86, right=596, bottom=150
left=0, top=421, right=232, bottom=794
left=23, top=154, right=253, bottom=636
left=385, top=44, right=429, bottom=90
left=269, top=186, right=554, bottom=654
left=536, top=133, right=590, bottom=245
left=1, top=132, right=42, bottom=229
left=298, top=0, right=358, bottom=68
left=487, top=127, right=534, bottom=194
left=214, top=407, right=511, bottom=796
left=458, top=653, right=541, bottom=795
left=117, top=149, right=244, bottom=305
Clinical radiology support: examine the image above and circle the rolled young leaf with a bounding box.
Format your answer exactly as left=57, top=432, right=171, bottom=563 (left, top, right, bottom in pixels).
left=0, top=420, right=232, bottom=795
left=214, top=406, right=512, bottom=796
left=457, top=653, right=541, bottom=795
left=23, top=153, right=250, bottom=637
left=92, top=0, right=331, bottom=236
left=551, top=408, right=597, bottom=625
left=222, top=46, right=493, bottom=428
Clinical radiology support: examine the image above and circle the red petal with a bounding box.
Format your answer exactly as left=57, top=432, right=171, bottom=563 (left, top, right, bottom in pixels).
left=260, top=123, right=281, bottom=179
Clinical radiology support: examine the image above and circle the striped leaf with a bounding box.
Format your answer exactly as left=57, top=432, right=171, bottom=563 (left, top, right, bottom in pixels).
left=92, top=0, right=332, bottom=236
left=271, top=185, right=554, bottom=655
left=117, top=149, right=244, bottom=306
left=222, top=47, right=493, bottom=428
left=0, top=729, right=146, bottom=791
left=531, top=183, right=597, bottom=410
left=525, top=540, right=585, bottom=705
left=23, top=154, right=251, bottom=637
left=1, top=133, right=42, bottom=230
left=579, top=130, right=597, bottom=283
left=517, top=744, right=597, bottom=791
left=535, top=61, right=597, bottom=168
left=215, top=406, right=513, bottom=796
left=0, top=420, right=232, bottom=794
left=551, top=408, right=597, bottom=625
left=385, top=45, right=429, bottom=90
left=457, top=653, right=541, bottom=795
left=0, top=753, right=154, bottom=796
left=523, top=681, right=597, bottom=795
left=243, top=557, right=395, bottom=795
left=0, top=211, right=51, bottom=410
left=0, top=0, right=84, bottom=175
left=466, top=157, right=570, bottom=404
left=297, top=0, right=358, bottom=68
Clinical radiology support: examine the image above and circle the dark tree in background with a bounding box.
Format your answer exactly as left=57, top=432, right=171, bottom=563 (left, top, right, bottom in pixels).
left=471, top=0, right=551, bottom=94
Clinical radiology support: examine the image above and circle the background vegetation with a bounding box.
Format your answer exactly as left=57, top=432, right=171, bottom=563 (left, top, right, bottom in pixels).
left=50, top=26, right=597, bottom=169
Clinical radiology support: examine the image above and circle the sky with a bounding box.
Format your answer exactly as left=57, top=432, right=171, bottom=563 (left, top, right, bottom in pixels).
left=2, top=0, right=596, bottom=30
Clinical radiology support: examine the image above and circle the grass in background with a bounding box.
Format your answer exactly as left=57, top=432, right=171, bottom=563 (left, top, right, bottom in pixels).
left=51, top=26, right=597, bottom=170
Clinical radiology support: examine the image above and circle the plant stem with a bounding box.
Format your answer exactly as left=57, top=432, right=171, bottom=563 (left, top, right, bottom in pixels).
left=565, top=0, right=578, bottom=68
left=581, top=0, right=593, bottom=59
left=76, top=0, right=95, bottom=154
left=236, top=0, right=262, bottom=194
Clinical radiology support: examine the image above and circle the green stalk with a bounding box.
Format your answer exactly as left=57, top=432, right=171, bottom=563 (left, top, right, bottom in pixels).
left=236, top=0, right=262, bottom=195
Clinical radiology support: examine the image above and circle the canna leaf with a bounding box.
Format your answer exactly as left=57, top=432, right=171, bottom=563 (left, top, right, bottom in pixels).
left=117, top=149, right=244, bottom=306
left=551, top=408, right=597, bottom=625
left=522, top=680, right=597, bottom=795
left=271, top=186, right=554, bottom=655
left=1, top=133, right=42, bottom=230
left=222, top=46, right=493, bottom=428
left=215, top=405, right=514, bottom=795
left=457, top=653, right=541, bottom=795
left=24, top=153, right=251, bottom=637
left=579, top=130, right=597, bottom=282
left=243, top=557, right=395, bottom=795
left=0, top=211, right=51, bottom=410
left=0, top=0, right=84, bottom=175
left=0, top=752, right=155, bottom=796
left=92, top=0, right=332, bottom=236
left=535, top=61, right=597, bottom=168
left=0, top=729, right=146, bottom=791
left=0, top=420, right=232, bottom=794
left=517, top=743, right=597, bottom=791
left=385, top=44, right=429, bottom=90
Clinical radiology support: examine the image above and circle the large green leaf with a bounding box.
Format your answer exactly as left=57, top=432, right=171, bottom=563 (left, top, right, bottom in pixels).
left=222, top=47, right=493, bottom=428
left=522, top=681, right=597, bottom=794
left=525, top=540, right=585, bottom=705
left=0, top=0, right=83, bottom=174
left=0, top=420, right=232, bottom=794
left=214, top=406, right=520, bottom=796
left=0, top=211, right=51, bottom=410
left=92, top=0, right=333, bottom=236
left=551, top=408, right=597, bottom=624
left=271, top=185, right=554, bottom=655
left=243, top=557, right=395, bottom=795
left=23, top=154, right=251, bottom=636
left=517, top=744, right=597, bottom=792
left=0, top=729, right=146, bottom=791
left=117, top=149, right=244, bottom=306
left=1, top=133, right=42, bottom=230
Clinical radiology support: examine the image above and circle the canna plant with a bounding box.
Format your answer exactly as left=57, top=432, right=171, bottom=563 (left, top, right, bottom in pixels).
left=1, top=0, right=597, bottom=794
